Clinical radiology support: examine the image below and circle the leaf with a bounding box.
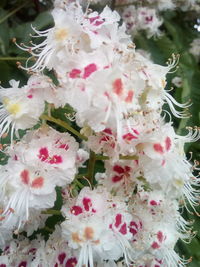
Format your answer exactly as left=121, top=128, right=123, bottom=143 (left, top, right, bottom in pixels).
left=32, top=11, right=53, bottom=30
left=0, top=8, right=9, bottom=55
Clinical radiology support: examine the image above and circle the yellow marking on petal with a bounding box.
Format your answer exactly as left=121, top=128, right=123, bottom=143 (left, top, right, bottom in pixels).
left=7, top=103, right=21, bottom=115
left=55, top=28, right=69, bottom=41
left=174, top=179, right=184, bottom=187
left=3, top=97, right=10, bottom=105
left=84, top=226, right=94, bottom=240
left=72, top=232, right=82, bottom=243
left=3, top=97, right=21, bottom=115
left=162, top=79, right=166, bottom=88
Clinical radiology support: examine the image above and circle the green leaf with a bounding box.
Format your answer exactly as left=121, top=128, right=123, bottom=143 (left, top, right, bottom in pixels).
left=0, top=8, right=9, bottom=55
left=32, top=11, right=53, bottom=30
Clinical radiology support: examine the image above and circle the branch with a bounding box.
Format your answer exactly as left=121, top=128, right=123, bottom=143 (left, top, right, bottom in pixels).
left=0, top=57, right=28, bottom=61
left=42, top=209, right=61, bottom=215
left=111, top=0, right=116, bottom=10
left=0, top=1, right=28, bottom=24
left=95, top=155, right=138, bottom=160
left=86, top=150, right=96, bottom=185
left=41, top=115, right=88, bottom=141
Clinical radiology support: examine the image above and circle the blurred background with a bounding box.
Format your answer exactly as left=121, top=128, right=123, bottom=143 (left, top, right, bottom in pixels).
left=0, top=0, right=199, bottom=265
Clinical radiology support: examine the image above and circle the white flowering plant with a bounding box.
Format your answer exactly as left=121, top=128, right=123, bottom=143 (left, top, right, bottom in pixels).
left=0, top=0, right=199, bottom=266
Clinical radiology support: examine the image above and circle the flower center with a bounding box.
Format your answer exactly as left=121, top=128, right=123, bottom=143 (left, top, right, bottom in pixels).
left=3, top=97, right=21, bottom=116
left=55, top=28, right=69, bottom=41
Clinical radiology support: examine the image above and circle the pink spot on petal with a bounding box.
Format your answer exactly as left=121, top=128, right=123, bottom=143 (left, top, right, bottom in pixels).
left=157, top=231, right=164, bottom=243
left=114, top=214, right=122, bottom=228
left=94, top=20, right=104, bottom=26
left=151, top=242, right=160, bottom=249
left=145, top=15, right=153, bottom=23
left=69, top=69, right=81, bottom=79
left=113, top=165, right=124, bottom=174
left=83, top=63, right=97, bottom=79
left=27, top=94, right=33, bottom=98
left=104, top=91, right=110, bottom=99
left=18, top=262, right=27, bottom=267
left=28, top=248, right=37, bottom=255
left=20, top=170, right=30, bottom=185
left=83, top=197, right=92, bottom=211
left=122, top=132, right=138, bottom=141
left=0, top=265, right=6, bottom=267
left=103, top=128, right=113, bottom=135
left=58, top=253, right=66, bottom=264
left=104, top=65, right=110, bottom=69
left=49, top=155, right=63, bottom=164
left=99, top=136, right=110, bottom=143
left=124, top=166, right=131, bottom=172
left=31, top=177, right=44, bottom=189
left=71, top=206, right=83, bottom=215
left=161, top=159, right=166, bottom=166
left=38, top=147, right=49, bottom=162
left=89, top=16, right=100, bottom=23
left=59, top=144, right=69, bottom=150
left=153, top=143, right=164, bottom=154
left=112, top=175, right=123, bottom=183
left=150, top=200, right=158, bottom=206
left=130, top=221, right=139, bottom=229
left=119, top=223, right=127, bottom=235
left=130, top=228, right=137, bottom=235
left=65, top=258, right=77, bottom=267
left=112, top=78, right=123, bottom=96
left=133, top=129, right=139, bottom=135
left=165, top=137, right=171, bottom=151
left=125, top=90, right=134, bottom=103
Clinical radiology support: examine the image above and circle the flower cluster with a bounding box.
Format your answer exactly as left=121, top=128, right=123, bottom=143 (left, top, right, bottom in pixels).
left=87, top=0, right=200, bottom=38
left=0, top=0, right=199, bottom=266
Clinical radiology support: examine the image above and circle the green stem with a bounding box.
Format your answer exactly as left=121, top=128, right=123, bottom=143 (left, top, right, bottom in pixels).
left=74, top=179, right=85, bottom=189
left=41, top=115, right=88, bottom=141
left=42, top=209, right=61, bottom=215
left=95, top=155, right=138, bottom=160
left=76, top=174, right=88, bottom=179
left=87, top=151, right=96, bottom=185
left=95, top=155, right=110, bottom=160
left=0, top=1, right=28, bottom=24
left=120, top=155, right=138, bottom=160
left=111, top=0, right=116, bottom=10
left=0, top=57, right=28, bottom=61
left=43, top=226, right=54, bottom=232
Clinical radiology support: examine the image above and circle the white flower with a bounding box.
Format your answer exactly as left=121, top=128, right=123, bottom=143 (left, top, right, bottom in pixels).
left=0, top=79, right=45, bottom=139
left=61, top=187, right=135, bottom=266
left=20, top=4, right=129, bottom=72
left=128, top=190, right=190, bottom=267
left=8, top=126, right=79, bottom=186
left=122, top=6, right=163, bottom=38
left=96, top=159, right=139, bottom=197
left=19, top=211, right=50, bottom=236
left=189, top=38, right=200, bottom=60
left=0, top=160, right=57, bottom=229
